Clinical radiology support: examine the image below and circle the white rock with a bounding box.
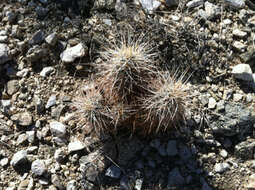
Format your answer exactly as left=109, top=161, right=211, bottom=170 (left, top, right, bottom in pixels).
left=40, top=66, right=54, bottom=77
left=31, top=160, right=46, bottom=176
left=232, top=29, right=247, bottom=38
left=0, top=36, right=8, bottom=43
left=232, top=64, right=254, bottom=81
left=60, top=43, right=87, bottom=63
left=10, top=150, right=27, bottom=167
left=233, top=93, right=243, bottom=102
left=50, top=121, right=67, bottom=138
left=204, top=2, right=220, bottom=19
left=208, top=97, right=216, bottom=109
left=186, top=0, right=204, bottom=8
left=68, top=141, right=85, bottom=153
left=0, top=43, right=10, bottom=64
left=214, top=162, right=230, bottom=173
left=139, top=0, right=161, bottom=13
left=232, top=41, right=247, bottom=51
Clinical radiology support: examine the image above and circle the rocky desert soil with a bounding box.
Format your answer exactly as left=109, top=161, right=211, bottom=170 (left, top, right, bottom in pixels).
left=1, top=0, right=255, bottom=189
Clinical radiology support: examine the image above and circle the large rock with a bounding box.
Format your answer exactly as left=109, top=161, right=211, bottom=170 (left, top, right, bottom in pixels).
left=10, top=150, right=28, bottom=168
left=232, top=64, right=254, bottom=81
left=0, top=43, right=10, bottom=64
left=60, top=43, right=88, bottom=63
left=210, top=103, right=255, bottom=136
left=50, top=121, right=67, bottom=138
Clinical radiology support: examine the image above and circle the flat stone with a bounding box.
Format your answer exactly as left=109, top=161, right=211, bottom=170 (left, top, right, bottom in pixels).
left=50, top=121, right=66, bottom=138
left=232, top=64, right=253, bottom=81
left=31, top=160, right=46, bottom=176
left=68, top=141, right=85, bottom=153
left=60, top=43, right=88, bottom=63
left=0, top=43, right=10, bottom=64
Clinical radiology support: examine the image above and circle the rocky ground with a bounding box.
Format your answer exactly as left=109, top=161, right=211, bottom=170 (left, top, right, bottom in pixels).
left=1, top=0, right=255, bottom=189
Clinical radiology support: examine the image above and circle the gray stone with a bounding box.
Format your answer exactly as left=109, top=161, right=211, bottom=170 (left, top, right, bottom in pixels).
left=167, top=167, right=185, bottom=188
left=211, top=103, right=255, bottom=136
left=6, top=11, right=17, bottom=23
left=26, top=45, right=48, bottom=62
left=54, top=148, right=67, bottom=163
left=68, top=141, right=85, bottom=153
left=139, top=0, right=161, bottom=13
left=45, top=33, right=58, bottom=46
left=214, top=163, right=230, bottom=173
left=40, top=66, right=54, bottom=77
left=29, top=30, right=45, bottom=45
left=10, top=150, right=28, bottom=167
left=66, top=180, right=78, bottom=190
left=45, top=95, right=56, bottom=109
left=60, top=43, right=88, bottom=63
left=0, top=43, right=10, bottom=64
left=235, top=140, right=255, bottom=160
left=232, top=64, right=253, bottom=81
left=166, top=140, right=178, bottom=156
left=31, top=160, right=46, bottom=176
left=7, top=80, right=19, bottom=95
left=166, top=0, right=179, bottom=7
left=16, top=134, right=28, bottom=145
left=105, top=165, right=121, bottom=179
left=224, top=0, right=245, bottom=8
left=50, top=121, right=66, bottom=138
left=186, top=0, right=204, bottom=8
